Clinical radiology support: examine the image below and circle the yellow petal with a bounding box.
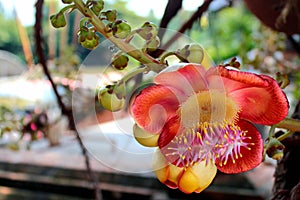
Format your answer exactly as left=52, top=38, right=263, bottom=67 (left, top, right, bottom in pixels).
left=178, top=160, right=217, bottom=194
left=153, top=149, right=169, bottom=183
left=133, top=124, right=159, bottom=147
left=201, top=49, right=214, bottom=69
left=168, top=164, right=184, bottom=186
left=153, top=149, right=184, bottom=189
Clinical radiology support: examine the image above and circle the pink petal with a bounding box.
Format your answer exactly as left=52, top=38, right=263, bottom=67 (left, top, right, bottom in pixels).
left=207, top=67, right=289, bottom=125
left=216, top=120, right=263, bottom=173
left=154, top=63, right=208, bottom=98
left=131, top=85, right=180, bottom=133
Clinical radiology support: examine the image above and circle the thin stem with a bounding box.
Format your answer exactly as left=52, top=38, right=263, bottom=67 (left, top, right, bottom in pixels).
left=268, top=125, right=277, bottom=140
left=276, top=118, right=300, bottom=132
left=60, top=4, right=75, bottom=13
left=277, top=131, right=295, bottom=141
left=118, top=66, right=149, bottom=85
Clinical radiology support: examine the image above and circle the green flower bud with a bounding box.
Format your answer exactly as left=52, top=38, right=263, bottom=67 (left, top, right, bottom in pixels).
left=276, top=72, right=290, bottom=89
left=112, top=20, right=131, bottom=39
left=62, top=0, right=73, bottom=4
left=79, top=34, right=99, bottom=50
left=266, top=138, right=285, bottom=161
left=91, top=0, right=104, bottom=15
left=102, top=10, right=117, bottom=22
left=77, top=27, right=100, bottom=50
left=176, top=43, right=204, bottom=64
left=50, top=11, right=67, bottom=28
left=144, top=36, right=160, bottom=52
left=111, top=54, right=129, bottom=70
left=98, top=86, right=125, bottom=112
left=137, top=22, right=158, bottom=40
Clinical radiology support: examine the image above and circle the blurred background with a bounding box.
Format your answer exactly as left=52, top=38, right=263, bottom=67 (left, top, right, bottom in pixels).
left=0, top=0, right=299, bottom=199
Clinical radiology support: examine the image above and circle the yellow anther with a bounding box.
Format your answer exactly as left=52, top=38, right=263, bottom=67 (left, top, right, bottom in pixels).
left=197, top=132, right=202, bottom=140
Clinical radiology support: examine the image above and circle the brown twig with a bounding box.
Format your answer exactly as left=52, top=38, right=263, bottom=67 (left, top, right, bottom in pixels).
left=154, top=0, right=214, bottom=57
left=34, top=0, right=101, bottom=199
left=158, top=0, right=183, bottom=41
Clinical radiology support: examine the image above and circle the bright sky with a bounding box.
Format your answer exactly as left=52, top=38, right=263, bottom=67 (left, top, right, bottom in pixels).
left=0, top=0, right=203, bottom=26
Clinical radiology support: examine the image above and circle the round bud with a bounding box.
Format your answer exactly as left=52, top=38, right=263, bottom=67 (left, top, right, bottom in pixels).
left=133, top=124, right=159, bottom=147
left=103, top=10, right=117, bottom=22
left=137, top=22, right=158, bottom=40
left=144, top=36, right=160, bottom=52
left=266, top=137, right=285, bottom=161
left=77, top=27, right=100, bottom=50
left=98, top=87, right=125, bottom=112
left=91, top=0, right=104, bottom=15
left=112, top=20, right=131, bottom=39
left=50, top=11, right=67, bottom=28
left=111, top=54, right=129, bottom=70
left=176, top=43, right=204, bottom=64
left=81, top=35, right=99, bottom=50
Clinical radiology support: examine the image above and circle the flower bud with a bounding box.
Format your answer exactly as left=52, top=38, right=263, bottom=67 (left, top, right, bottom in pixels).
left=62, top=0, right=73, bottom=4
left=91, top=0, right=104, bottom=15
left=176, top=44, right=204, bottom=64
left=137, top=22, right=158, bottom=40
left=77, top=27, right=100, bottom=50
left=112, top=20, right=131, bottom=39
left=98, top=86, right=125, bottom=112
left=276, top=72, right=290, bottom=89
left=50, top=11, right=67, bottom=28
left=133, top=124, right=159, bottom=147
left=111, top=54, right=129, bottom=70
left=266, top=137, right=285, bottom=160
left=144, top=36, right=160, bottom=52
left=102, top=10, right=117, bottom=22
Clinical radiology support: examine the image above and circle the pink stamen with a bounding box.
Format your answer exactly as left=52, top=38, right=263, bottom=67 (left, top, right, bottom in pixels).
left=163, top=122, right=253, bottom=168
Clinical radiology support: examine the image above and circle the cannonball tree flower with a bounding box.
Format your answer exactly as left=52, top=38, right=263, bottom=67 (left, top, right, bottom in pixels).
left=130, top=63, right=289, bottom=193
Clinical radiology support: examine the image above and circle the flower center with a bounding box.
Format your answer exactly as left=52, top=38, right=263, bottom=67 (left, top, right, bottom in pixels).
left=163, top=122, right=254, bottom=168
left=179, top=90, right=239, bottom=127
left=161, top=90, right=253, bottom=168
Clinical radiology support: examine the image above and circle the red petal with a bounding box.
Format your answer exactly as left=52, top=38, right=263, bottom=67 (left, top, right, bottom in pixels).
left=154, top=63, right=208, bottom=97
left=158, top=115, right=181, bottom=149
left=207, top=67, right=289, bottom=125
left=131, top=85, right=180, bottom=133
left=207, top=67, right=269, bottom=92
left=216, top=120, right=263, bottom=174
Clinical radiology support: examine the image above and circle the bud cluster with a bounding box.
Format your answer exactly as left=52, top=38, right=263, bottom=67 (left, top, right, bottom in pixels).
left=51, top=1, right=164, bottom=112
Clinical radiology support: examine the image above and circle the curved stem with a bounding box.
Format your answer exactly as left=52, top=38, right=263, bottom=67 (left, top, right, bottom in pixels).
left=118, top=66, right=149, bottom=84
left=276, top=118, right=300, bottom=132
left=60, top=4, right=75, bottom=13
left=277, top=131, right=294, bottom=141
